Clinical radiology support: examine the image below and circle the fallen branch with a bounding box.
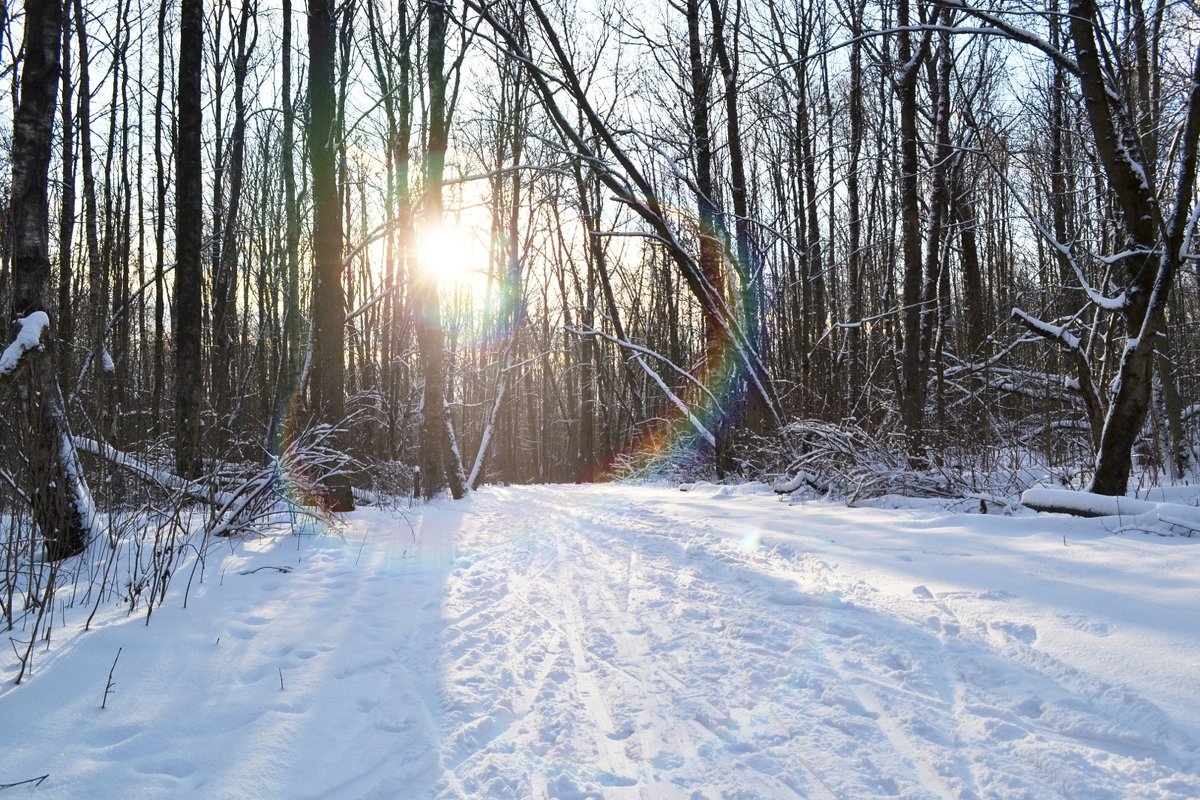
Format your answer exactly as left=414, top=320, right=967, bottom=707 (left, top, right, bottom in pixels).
left=773, top=470, right=830, bottom=495
left=1156, top=514, right=1199, bottom=537
left=239, top=566, right=294, bottom=575
left=73, top=437, right=234, bottom=506
left=1010, top=308, right=1104, bottom=447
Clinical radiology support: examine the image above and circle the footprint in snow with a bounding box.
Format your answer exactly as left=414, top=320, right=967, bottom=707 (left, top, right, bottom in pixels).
left=1057, top=612, right=1113, bottom=637
left=990, top=620, right=1038, bottom=644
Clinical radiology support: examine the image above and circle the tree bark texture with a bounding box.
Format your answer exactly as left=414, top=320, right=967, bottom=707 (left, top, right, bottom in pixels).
left=10, top=0, right=91, bottom=560
left=416, top=0, right=467, bottom=499
left=308, top=0, right=354, bottom=510
left=175, top=0, right=204, bottom=479
left=1077, top=0, right=1200, bottom=494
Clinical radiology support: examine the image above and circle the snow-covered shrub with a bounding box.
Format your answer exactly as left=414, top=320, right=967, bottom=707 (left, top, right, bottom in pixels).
left=365, top=459, right=418, bottom=504
left=219, top=420, right=355, bottom=534
left=609, top=432, right=719, bottom=484
left=746, top=420, right=963, bottom=501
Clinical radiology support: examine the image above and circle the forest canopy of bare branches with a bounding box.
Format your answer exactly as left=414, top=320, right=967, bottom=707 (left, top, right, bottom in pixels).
left=2, top=0, right=1199, bottom=556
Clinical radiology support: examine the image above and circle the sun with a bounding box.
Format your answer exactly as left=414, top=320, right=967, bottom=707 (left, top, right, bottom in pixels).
left=415, top=220, right=487, bottom=288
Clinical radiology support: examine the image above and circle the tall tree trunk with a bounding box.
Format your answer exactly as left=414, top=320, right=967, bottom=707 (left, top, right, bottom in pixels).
left=110, top=0, right=132, bottom=445
left=1071, top=0, right=1200, bottom=495
left=56, top=0, right=75, bottom=388
left=417, top=0, right=466, bottom=499
left=212, top=0, right=255, bottom=443
left=954, top=190, right=986, bottom=357
left=267, top=0, right=301, bottom=454
left=798, top=58, right=826, bottom=411
left=709, top=0, right=768, bottom=443
left=283, top=0, right=300, bottom=381
left=896, top=0, right=928, bottom=450
left=72, top=0, right=105, bottom=425
left=686, top=0, right=730, bottom=468
left=846, top=0, right=865, bottom=398
left=99, top=0, right=128, bottom=443
left=1048, top=0, right=1075, bottom=319
left=9, top=0, right=92, bottom=560
left=919, top=24, right=952, bottom=441
left=151, top=0, right=168, bottom=430
left=708, top=0, right=756, bottom=342
left=578, top=200, right=596, bottom=478
left=175, top=0, right=204, bottom=479
left=308, top=0, right=354, bottom=510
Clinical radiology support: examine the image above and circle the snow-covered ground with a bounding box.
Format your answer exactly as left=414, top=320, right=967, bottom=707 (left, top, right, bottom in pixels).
left=2, top=483, right=1198, bottom=799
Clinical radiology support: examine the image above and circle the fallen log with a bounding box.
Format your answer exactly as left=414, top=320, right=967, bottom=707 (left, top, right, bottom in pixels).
left=1020, top=488, right=1157, bottom=518
left=1021, top=488, right=1200, bottom=536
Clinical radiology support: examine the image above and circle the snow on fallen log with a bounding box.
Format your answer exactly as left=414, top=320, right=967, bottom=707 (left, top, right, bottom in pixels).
left=1021, top=488, right=1157, bottom=517
left=1021, top=487, right=1200, bottom=535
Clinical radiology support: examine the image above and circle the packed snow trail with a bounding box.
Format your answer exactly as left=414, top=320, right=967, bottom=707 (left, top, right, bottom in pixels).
left=1, top=484, right=1198, bottom=799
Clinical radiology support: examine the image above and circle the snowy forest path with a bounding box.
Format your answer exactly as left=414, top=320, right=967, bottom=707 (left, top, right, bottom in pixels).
left=1, top=484, right=1198, bottom=799
left=410, top=484, right=1200, bottom=799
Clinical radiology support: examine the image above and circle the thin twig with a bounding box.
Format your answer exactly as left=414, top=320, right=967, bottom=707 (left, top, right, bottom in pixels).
left=0, top=774, right=49, bottom=790
left=238, top=566, right=293, bottom=575
left=102, top=647, right=122, bottom=709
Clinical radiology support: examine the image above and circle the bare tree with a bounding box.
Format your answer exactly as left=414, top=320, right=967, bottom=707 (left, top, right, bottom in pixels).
left=7, top=0, right=92, bottom=559
left=416, top=0, right=467, bottom=499
left=212, top=0, right=257, bottom=441
left=308, top=0, right=354, bottom=509
left=175, top=0, right=204, bottom=479
left=1067, top=0, right=1200, bottom=494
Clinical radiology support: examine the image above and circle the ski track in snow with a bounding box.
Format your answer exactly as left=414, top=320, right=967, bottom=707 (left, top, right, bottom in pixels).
left=1, top=484, right=1198, bottom=799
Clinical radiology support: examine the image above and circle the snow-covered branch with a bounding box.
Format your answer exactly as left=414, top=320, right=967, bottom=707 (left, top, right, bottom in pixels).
left=970, top=146, right=1126, bottom=311
left=566, top=325, right=718, bottom=408
left=0, top=312, right=50, bottom=378
left=1011, top=308, right=1081, bottom=351
left=634, top=355, right=716, bottom=449
left=936, top=0, right=1080, bottom=75
left=73, top=437, right=236, bottom=507
left=1022, top=488, right=1200, bottom=535
left=1010, top=307, right=1105, bottom=446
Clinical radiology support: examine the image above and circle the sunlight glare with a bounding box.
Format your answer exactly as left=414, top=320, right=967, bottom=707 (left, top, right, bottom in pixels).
left=739, top=528, right=761, bottom=553
left=416, top=221, right=486, bottom=288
